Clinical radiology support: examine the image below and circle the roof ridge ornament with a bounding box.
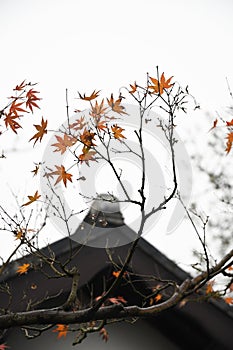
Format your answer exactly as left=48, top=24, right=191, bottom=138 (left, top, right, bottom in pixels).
left=84, top=193, right=124, bottom=227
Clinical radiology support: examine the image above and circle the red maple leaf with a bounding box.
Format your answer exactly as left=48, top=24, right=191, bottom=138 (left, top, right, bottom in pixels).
left=13, top=80, right=27, bottom=91
left=26, top=88, right=41, bottom=112
left=208, top=118, right=218, bottom=132
left=9, top=100, right=27, bottom=117
left=226, top=118, right=233, bottom=126
left=4, top=113, right=22, bottom=133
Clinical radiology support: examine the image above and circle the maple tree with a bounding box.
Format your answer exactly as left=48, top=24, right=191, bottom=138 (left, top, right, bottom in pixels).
left=0, top=68, right=232, bottom=348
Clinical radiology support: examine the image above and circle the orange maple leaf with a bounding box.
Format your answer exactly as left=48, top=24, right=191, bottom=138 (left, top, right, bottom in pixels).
left=224, top=297, right=233, bottom=305
left=22, top=191, right=41, bottom=207
left=53, top=324, right=68, bottom=339
left=208, top=118, right=218, bottom=132
left=78, top=90, right=100, bottom=101
left=206, top=280, right=215, bottom=294
left=15, top=229, right=24, bottom=240
left=4, top=113, right=22, bottom=133
left=51, top=134, right=77, bottom=154
left=17, top=263, right=30, bottom=275
left=79, top=146, right=96, bottom=165
left=129, top=81, right=137, bottom=94
left=111, top=124, right=126, bottom=139
left=226, top=118, right=233, bottom=126
left=112, top=270, right=128, bottom=278
left=70, top=116, right=87, bottom=131
left=149, top=294, right=162, bottom=305
left=107, top=94, right=127, bottom=115
left=96, top=120, right=107, bottom=132
left=148, top=72, right=173, bottom=95
left=51, top=165, right=73, bottom=187
left=154, top=294, right=162, bottom=302
left=80, top=128, right=96, bottom=147
left=112, top=271, right=120, bottom=278
left=90, top=99, right=108, bottom=119
left=225, top=132, right=233, bottom=154
left=29, top=117, right=48, bottom=146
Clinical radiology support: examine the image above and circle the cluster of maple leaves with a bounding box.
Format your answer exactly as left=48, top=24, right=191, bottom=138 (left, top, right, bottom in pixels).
left=19, top=71, right=176, bottom=200
left=0, top=80, right=41, bottom=135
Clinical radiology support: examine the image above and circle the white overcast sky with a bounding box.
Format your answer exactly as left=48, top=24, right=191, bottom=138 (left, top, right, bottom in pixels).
left=0, top=0, right=233, bottom=266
